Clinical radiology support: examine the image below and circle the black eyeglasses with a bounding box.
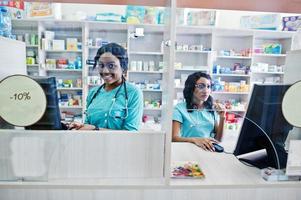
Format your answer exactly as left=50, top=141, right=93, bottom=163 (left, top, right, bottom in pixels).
left=97, top=62, right=118, bottom=70
left=195, top=83, right=212, bottom=90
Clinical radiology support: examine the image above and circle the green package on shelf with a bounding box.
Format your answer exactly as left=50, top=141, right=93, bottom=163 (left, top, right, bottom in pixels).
left=263, top=43, right=282, bottom=54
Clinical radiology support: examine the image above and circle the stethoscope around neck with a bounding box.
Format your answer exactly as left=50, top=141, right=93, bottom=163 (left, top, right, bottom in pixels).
left=86, top=76, right=129, bottom=119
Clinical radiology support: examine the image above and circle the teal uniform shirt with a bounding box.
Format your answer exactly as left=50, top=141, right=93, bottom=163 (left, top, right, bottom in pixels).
left=173, top=102, right=219, bottom=138
left=85, top=82, right=143, bottom=131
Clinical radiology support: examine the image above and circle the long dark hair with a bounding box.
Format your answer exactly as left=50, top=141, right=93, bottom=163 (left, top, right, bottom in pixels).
left=93, top=43, right=128, bottom=73
left=183, top=72, right=213, bottom=112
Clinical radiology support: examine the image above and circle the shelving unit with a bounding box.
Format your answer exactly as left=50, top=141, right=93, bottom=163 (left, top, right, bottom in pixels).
left=174, top=26, right=213, bottom=103
left=11, top=19, right=295, bottom=129
left=12, top=20, right=40, bottom=76
left=210, top=30, right=253, bottom=124
left=251, top=31, right=293, bottom=84
left=127, top=24, right=165, bottom=125
left=40, top=20, right=84, bottom=122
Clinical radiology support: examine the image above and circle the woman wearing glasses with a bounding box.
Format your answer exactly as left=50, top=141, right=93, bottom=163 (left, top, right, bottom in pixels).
left=69, top=43, right=143, bottom=131
left=172, top=72, right=225, bottom=151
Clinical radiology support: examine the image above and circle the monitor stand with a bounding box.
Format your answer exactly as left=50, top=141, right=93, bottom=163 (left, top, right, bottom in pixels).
left=237, top=150, right=269, bottom=169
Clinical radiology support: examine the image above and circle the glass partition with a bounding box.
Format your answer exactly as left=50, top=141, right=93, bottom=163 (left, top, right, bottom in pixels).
left=1, top=0, right=300, bottom=185
left=0, top=1, right=173, bottom=184
left=170, top=0, right=299, bottom=182
left=0, top=130, right=165, bottom=182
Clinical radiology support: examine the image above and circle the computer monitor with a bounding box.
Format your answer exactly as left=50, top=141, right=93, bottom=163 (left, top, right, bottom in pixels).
left=25, top=76, right=62, bottom=130
left=234, top=84, right=293, bottom=169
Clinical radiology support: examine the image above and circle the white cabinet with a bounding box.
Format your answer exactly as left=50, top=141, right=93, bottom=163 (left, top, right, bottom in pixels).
left=0, top=36, right=26, bottom=80
left=211, top=30, right=253, bottom=114
left=251, top=31, right=294, bottom=84
left=174, top=26, right=213, bottom=103
left=11, top=20, right=39, bottom=76
left=128, top=24, right=165, bottom=125
left=11, top=19, right=295, bottom=128
left=40, top=21, right=84, bottom=122
left=173, top=27, right=294, bottom=134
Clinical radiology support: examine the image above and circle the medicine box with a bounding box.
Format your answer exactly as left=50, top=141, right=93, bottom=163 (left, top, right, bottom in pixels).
left=52, top=40, right=65, bottom=50
left=66, top=38, right=78, bottom=51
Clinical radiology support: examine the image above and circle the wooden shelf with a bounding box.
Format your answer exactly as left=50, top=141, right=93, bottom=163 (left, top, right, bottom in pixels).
left=46, top=69, right=82, bottom=72
left=129, top=51, right=163, bottom=55
left=251, top=71, right=284, bottom=75
left=144, top=108, right=162, bottom=111
left=175, top=67, right=208, bottom=72
left=225, top=109, right=246, bottom=112
left=26, top=45, right=39, bottom=48
left=27, top=64, right=39, bottom=67
left=253, top=53, right=286, bottom=57
left=216, top=56, right=252, bottom=59
left=211, top=74, right=251, bottom=77
left=176, top=50, right=212, bottom=53
left=57, top=87, right=83, bottom=91
left=212, top=91, right=249, bottom=95
left=87, top=46, right=101, bottom=49
left=45, top=50, right=82, bottom=53
left=129, top=71, right=163, bottom=74
left=88, top=84, right=102, bottom=87
left=142, top=89, right=162, bottom=92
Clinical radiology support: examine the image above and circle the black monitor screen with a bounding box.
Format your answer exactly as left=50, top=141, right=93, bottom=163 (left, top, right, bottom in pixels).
left=234, top=84, right=293, bottom=169
left=25, top=76, right=62, bottom=130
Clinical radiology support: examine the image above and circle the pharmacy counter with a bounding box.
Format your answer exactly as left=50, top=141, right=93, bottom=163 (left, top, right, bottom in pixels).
left=0, top=131, right=300, bottom=200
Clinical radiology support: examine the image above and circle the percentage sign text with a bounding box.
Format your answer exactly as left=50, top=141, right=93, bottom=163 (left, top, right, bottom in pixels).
left=10, top=92, right=31, bottom=101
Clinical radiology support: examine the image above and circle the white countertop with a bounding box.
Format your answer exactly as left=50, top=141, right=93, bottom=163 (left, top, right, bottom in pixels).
left=0, top=141, right=300, bottom=189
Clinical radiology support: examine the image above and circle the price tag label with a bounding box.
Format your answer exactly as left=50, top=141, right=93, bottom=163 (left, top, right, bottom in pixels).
left=0, top=75, right=46, bottom=126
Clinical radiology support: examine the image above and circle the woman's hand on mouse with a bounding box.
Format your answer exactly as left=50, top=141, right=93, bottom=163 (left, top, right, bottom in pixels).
left=68, top=122, right=96, bottom=130
left=192, top=138, right=217, bottom=151
left=67, top=122, right=83, bottom=130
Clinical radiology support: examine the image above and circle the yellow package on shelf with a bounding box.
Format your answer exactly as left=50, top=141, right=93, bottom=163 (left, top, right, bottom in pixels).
left=66, top=38, right=78, bottom=51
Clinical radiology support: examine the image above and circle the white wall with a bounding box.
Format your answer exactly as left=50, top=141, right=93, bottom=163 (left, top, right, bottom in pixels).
left=216, top=10, right=269, bottom=29
left=0, top=37, right=26, bottom=80
left=60, top=3, right=126, bottom=20
left=216, top=9, right=300, bottom=29
left=58, top=3, right=301, bottom=29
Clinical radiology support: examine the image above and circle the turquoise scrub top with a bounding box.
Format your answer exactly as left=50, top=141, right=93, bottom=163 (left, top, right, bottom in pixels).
left=85, top=82, right=143, bottom=131
left=172, top=102, right=219, bottom=138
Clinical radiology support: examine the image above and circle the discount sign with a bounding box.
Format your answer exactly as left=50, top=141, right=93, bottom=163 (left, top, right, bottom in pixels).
left=0, top=75, right=46, bottom=126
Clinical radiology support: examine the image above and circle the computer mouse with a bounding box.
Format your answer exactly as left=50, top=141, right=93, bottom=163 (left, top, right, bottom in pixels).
left=212, top=143, right=224, bottom=153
